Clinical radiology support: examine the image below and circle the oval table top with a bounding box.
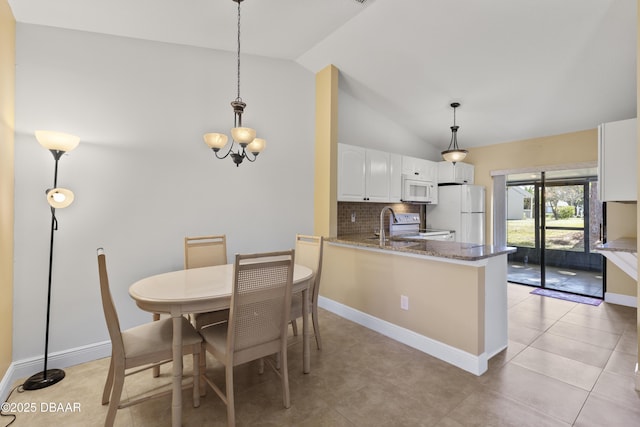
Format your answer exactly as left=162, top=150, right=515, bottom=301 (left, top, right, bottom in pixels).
left=129, top=263, right=313, bottom=314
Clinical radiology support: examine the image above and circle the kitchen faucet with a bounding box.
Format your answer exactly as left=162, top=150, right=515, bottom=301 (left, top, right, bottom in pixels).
left=379, top=206, right=397, bottom=246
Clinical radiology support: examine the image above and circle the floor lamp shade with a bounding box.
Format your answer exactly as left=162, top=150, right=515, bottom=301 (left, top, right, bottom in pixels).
left=35, top=130, right=80, bottom=153
left=46, top=188, right=74, bottom=209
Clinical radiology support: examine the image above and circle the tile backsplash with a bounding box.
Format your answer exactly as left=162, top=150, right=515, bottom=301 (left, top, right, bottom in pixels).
left=338, top=202, right=421, bottom=236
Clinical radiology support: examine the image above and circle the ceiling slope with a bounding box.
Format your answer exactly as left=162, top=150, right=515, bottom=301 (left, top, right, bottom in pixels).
left=8, top=0, right=637, bottom=148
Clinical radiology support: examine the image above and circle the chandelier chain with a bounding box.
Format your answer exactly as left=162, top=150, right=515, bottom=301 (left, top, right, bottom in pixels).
left=236, top=0, right=242, bottom=102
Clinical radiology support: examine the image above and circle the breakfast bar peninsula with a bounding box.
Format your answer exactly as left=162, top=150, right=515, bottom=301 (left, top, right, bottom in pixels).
left=318, top=235, right=515, bottom=375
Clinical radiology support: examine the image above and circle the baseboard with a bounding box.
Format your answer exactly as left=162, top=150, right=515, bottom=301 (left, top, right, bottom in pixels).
left=604, top=292, right=637, bottom=308
left=1, top=341, right=111, bottom=403
left=318, top=296, right=488, bottom=376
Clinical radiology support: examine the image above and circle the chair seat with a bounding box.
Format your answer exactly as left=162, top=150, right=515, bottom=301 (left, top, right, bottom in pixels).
left=123, top=316, right=202, bottom=360
left=198, top=322, right=227, bottom=356
left=191, top=309, right=229, bottom=330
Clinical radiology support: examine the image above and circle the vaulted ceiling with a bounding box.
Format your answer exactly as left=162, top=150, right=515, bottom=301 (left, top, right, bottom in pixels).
left=8, top=0, right=637, bottom=149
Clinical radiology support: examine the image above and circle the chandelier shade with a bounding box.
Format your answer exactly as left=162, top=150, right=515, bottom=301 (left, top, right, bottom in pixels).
left=203, top=133, right=229, bottom=151
left=247, top=137, right=266, bottom=154
left=231, top=127, right=256, bottom=145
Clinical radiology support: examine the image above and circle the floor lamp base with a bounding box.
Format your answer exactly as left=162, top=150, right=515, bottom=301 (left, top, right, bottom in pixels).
left=23, top=369, right=65, bottom=390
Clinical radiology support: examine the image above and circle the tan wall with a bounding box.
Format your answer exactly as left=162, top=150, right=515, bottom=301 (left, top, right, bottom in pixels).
left=606, top=202, right=637, bottom=296
left=321, top=243, right=484, bottom=355
left=314, top=65, right=338, bottom=237
left=0, top=0, right=15, bottom=380
left=468, top=129, right=598, bottom=242
left=636, top=1, right=640, bottom=391
left=468, top=129, right=636, bottom=298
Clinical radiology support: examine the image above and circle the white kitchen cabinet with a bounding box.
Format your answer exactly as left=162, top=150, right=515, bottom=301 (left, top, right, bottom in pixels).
left=598, top=118, right=637, bottom=202
left=402, top=155, right=437, bottom=181
left=389, top=153, right=402, bottom=202
left=338, top=144, right=395, bottom=202
left=365, top=148, right=391, bottom=202
left=437, top=161, right=475, bottom=184
left=338, top=144, right=366, bottom=201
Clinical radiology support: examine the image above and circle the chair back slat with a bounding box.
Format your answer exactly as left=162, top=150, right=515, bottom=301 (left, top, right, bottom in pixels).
left=97, top=249, right=125, bottom=359
left=184, top=235, right=227, bottom=269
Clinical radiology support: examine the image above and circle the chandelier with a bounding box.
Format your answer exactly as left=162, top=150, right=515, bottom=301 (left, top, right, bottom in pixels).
left=203, top=0, right=265, bottom=167
left=441, top=102, right=468, bottom=163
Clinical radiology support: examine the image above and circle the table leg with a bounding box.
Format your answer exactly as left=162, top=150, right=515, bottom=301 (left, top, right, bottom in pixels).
left=302, top=286, right=310, bottom=374
left=171, top=314, right=183, bottom=427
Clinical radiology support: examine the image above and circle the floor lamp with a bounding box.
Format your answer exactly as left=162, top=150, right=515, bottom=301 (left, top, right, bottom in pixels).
left=23, top=130, right=80, bottom=391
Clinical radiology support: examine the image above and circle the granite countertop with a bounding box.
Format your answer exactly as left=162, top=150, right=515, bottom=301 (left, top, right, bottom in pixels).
left=327, top=233, right=516, bottom=261
left=595, top=237, right=638, bottom=254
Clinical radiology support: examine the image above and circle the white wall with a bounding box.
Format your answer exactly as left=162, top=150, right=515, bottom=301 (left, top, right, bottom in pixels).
left=338, top=88, right=441, bottom=161
left=12, top=24, right=315, bottom=361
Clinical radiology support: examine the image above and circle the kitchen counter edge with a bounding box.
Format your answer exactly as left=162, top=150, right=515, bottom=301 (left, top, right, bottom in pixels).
left=327, top=234, right=516, bottom=261
left=595, top=237, right=637, bottom=253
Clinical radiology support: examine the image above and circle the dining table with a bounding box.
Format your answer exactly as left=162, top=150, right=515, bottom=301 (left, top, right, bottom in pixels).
left=129, top=262, right=314, bottom=427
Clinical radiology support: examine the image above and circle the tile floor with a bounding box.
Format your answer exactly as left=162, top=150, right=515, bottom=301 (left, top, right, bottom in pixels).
left=3, top=283, right=639, bottom=426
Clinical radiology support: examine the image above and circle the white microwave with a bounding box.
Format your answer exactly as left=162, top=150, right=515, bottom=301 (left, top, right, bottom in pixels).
left=401, top=175, right=438, bottom=204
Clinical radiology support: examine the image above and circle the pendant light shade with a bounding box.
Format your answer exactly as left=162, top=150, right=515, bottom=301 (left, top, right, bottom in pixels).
left=441, top=102, right=468, bottom=163
left=442, top=149, right=468, bottom=163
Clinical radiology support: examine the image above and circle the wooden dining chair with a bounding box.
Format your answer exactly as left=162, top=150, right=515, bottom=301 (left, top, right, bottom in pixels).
left=290, top=234, right=324, bottom=349
left=184, top=234, right=228, bottom=270
left=97, top=248, right=202, bottom=427
left=200, top=250, right=295, bottom=427
left=184, top=234, right=230, bottom=330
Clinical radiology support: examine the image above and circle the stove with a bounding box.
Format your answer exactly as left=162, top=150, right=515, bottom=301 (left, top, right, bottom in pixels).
left=389, top=213, right=455, bottom=241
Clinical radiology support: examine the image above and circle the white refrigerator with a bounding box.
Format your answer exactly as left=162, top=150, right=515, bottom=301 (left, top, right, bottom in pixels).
left=426, top=184, right=485, bottom=245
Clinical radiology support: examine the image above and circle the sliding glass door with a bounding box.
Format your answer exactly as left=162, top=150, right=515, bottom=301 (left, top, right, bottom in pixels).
left=506, top=170, right=604, bottom=298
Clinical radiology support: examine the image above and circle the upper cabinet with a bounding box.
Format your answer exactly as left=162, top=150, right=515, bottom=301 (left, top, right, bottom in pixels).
left=437, top=161, right=475, bottom=184
left=338, top=144, right=366, bottom=201
left=401, top=155, right=438, bottom=182
left=365, top=148, right=391, bottom=202
left=338, top=144, right=397, bottom=202
left=389, top=153, right=402, bottom=203
left=598, top=118, right=637, bottom=202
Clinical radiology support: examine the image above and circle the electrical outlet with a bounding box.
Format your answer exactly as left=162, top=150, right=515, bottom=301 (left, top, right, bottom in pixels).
left=351, top=212, right=356, bottom=222
left=400, top=295, right=409, bottom=310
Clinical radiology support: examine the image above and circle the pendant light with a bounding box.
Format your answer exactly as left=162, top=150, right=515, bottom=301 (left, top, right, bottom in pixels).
left=203, top=0, right=265, bottom=167
left=441, top=102, right=468, bottom=164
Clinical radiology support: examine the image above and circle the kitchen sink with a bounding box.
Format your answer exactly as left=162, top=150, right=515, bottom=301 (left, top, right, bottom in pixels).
left=364, top=236, right=419, bottom=248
